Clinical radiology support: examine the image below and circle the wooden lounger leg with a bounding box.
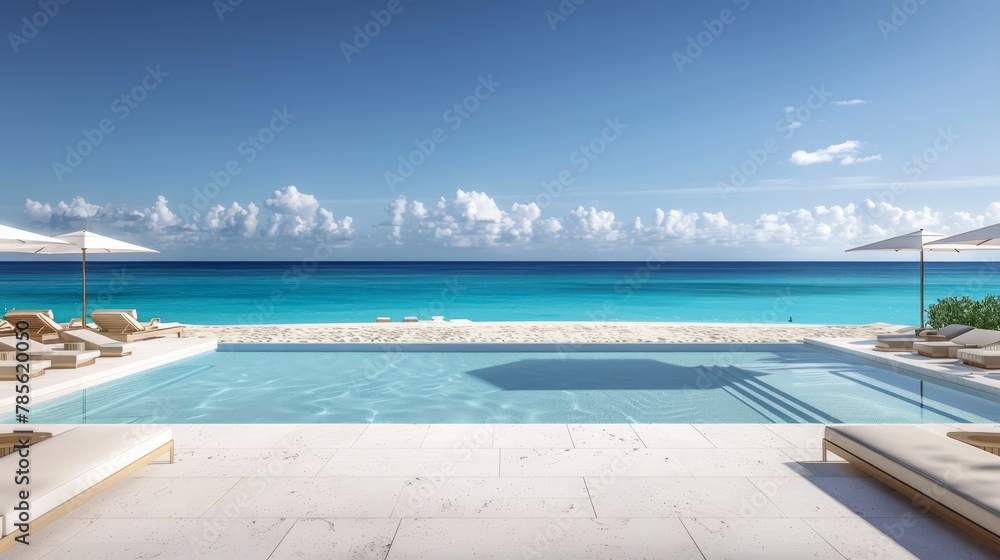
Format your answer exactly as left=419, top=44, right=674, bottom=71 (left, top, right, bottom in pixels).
left=169, top=441, right=175, bottom=463
left=822, top=440, right=828, bottom=462
left=0, top=439, right=175, bottom=554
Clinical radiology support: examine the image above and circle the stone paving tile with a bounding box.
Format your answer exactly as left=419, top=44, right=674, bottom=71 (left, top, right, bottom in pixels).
left=567, top=424, right=644, bottom=448
left=501, top=447, right=692, bottom=477
left=492, top=424, right=573, bottom=448
left=805, top=517, right=998, bottom=560
left=386, top=518, right=704, bottom=559
left=269, top=518, right=400, bottom=560
left=318, top=448, right=499, bottom=477
left=392, top=477, right=591, bottom=518
left=352, top=424, right=430, bottom=448
left=681, top=517, right=844, bottom=560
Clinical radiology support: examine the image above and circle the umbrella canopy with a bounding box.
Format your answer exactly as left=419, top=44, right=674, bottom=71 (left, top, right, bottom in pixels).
left=926, top=222, right=1000, bottom=248
left=19, top=230, right=158, bottom=323
left=22, top=230, right=158, bottom=254
left=846, top=230, right=974, bottom=326
left=845, top=230, right=971, bottom=253
left=0, top=223, right=72, bottom=248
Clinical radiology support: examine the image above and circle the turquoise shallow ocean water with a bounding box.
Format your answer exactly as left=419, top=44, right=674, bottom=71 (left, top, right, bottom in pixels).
left=0, top=261, right=997, bottom=325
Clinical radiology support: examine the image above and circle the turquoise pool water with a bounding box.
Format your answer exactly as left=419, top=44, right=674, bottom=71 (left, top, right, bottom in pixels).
left=15, top=347, right=1000, bottom=423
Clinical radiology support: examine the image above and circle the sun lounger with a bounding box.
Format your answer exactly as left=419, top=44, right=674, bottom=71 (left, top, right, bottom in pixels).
left=0, top=320, right=13, bottom=337
left=875, top=323, right=974, bottom=351
left=0, top=432, right=52, bottom=458
left=913, top=329, right=1000, bottom=359
left=403, top=316, right=419, bottom=323
left=59, top=328, right=136, bottom=357
left=0, top=337, right=100, bottom=369
left=90, top=309, right=184, bottom=342
left=2, top=310, right=63, bottom=343
left=958, top=349, right=1000, bottom=370
left=0, top=425, right=173, bottom=552
left=823, top=425, right=1000, bottom=550
left=0, top=359, right=51, bottom=381
left=376, top=317, right=391, bottom=323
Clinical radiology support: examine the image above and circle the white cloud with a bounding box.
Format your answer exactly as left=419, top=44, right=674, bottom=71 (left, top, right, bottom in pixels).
left=383, top=190, right=622, bottom=248
left=137, top=196, right=181, bottom=230
left=833, top=99, right=868, bottom=106
left=25, top=196, right=106, bottom=224
left=202, top=202, right=260, bottom=237
left=22, top=188, right=1000, bottom=256
left=410, top=201, right=428, bottom=219
left=563, top=206, right=623, bottom=242
left=263, top=186, right=354, bottom=239
left=790, top=140, right=881, bottom=166
left=632, top=199, right=1000, bottom=250
left=383, top=189, right=1000, bottom=254
left=24, top=186, right=354, bottom=246
left=782, top=106, right=803, bottom=130
left=789, top=150, right=835, bottom=165
left=840, top=154, right=883, bottom=165
left=264, top=185, right=320, bottom=218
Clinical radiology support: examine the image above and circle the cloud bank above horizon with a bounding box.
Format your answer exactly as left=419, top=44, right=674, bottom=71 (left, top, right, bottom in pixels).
left=18, top=185, right=1000, bottom=258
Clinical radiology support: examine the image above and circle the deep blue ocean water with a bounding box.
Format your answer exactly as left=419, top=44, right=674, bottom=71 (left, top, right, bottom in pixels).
left=1, top=261, right=998, bottom=325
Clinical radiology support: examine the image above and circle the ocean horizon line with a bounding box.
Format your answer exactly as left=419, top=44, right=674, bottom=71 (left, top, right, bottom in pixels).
left=0, top=259, right=990, bottom=265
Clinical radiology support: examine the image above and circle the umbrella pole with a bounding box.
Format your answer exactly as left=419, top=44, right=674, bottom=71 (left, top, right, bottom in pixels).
left=80, top=249, right=87, bottom=328
left=919, top=249, right=925, bottom=327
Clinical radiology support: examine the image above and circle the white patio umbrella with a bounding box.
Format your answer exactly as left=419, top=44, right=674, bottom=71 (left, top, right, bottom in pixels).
left=926, top=222, right=1000, bottom=248
left=17, top=230, right=158, bottom=323
left=846, top=229, right=974, bottom=327
left=0, top=223, right=72, bottom=248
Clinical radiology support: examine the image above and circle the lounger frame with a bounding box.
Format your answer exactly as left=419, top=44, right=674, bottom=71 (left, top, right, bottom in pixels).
left=822, top=438, right=1000, bottom=551
left=2, top=312, right=62, bottom=343
left=97, top=325, right=185, bottom=342
left=0, top=440, right=174, bottom=553
left=91, top=310, right=185, bottom=342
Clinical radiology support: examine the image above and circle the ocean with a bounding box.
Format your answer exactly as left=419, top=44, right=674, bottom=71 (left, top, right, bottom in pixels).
left=1, top=261, right=998, bottom=325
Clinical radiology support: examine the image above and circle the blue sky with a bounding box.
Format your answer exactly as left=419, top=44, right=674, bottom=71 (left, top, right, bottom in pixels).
left=2, top=0, right=999, bottom=260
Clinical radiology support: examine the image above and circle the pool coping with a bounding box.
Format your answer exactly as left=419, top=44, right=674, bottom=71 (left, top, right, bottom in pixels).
left=804, top=337, right=1000, bottom=399
left=0, top=337, right=218, bottom=414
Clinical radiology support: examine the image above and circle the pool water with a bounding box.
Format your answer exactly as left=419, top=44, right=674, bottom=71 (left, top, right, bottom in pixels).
left=15, top=347, right=1000, bottom=424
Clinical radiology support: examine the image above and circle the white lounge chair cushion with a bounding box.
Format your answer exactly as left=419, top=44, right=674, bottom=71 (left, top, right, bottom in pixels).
left=60, top=329, right=137, bottom=352
left=915, top=329, right=1000, bottom=354
left=91, top=310, right=144, bottom=333
left=825, top=425, right=1000, bottom=535
left=0, top=337, right=54, bottom=353
left=91, top=310, right=182, bottom=333
left=877, top=324, right=973, bottom=343
left=0, top=359, right=51, bottom=376
left=0, top=425, right=172, bottom=536
left=0, top=337, right=100, bottom=366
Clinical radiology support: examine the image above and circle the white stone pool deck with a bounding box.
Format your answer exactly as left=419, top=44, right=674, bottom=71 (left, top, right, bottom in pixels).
left=806, top=337, right=1000, bottom=398
left=0, top=337, right=217, bottom=412
left=5, top=422, right=997, bottom=559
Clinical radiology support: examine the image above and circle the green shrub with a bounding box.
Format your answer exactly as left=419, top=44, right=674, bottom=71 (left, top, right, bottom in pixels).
left=927, top=294, right=1000, bottom=330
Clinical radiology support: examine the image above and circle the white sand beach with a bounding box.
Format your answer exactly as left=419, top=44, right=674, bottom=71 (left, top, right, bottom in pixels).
left=184, top=321, right=904, bottom=344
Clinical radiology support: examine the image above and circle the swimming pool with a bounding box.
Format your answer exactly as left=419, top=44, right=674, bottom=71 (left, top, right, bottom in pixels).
left=15, top=345, right=1000, bottom=424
